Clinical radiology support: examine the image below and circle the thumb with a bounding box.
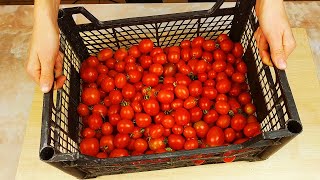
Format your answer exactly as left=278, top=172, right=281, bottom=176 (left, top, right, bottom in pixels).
left=40, top=59, right=55, bottom=93
left=268, top=33, right=287, bottom=70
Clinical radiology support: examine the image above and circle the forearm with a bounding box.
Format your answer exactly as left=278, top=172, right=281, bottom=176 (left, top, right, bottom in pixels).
left=34, top=0, right=61, bottom=24
left=256, top=0, right=284, bottom=17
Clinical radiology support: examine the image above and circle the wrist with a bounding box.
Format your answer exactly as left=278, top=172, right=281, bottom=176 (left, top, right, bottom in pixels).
left=34, top=0, right=60, bottom=24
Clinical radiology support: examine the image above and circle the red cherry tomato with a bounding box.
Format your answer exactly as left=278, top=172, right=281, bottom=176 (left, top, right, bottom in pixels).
left=92, top=104, right=108, bottom=117
left=224, top=128, right=236, bottom=143
left=193, top=121, right=209, bottom=138
left=215, top=100, right=230, bottom=115
left=161, top=115, right=175, bottom=129
left=80, top=67, right=98, bottom=83
left=88, top=114, right=103, bottom=130
left=109, top=90, right=122, bottom=105
left=216, top=79, right=232, bottom=94
left=174, top=85, right=189, bottom=100
left=157, top=90, right=174, bottom=104
left=80, top=138, right=99, bottom=156
left=98, top=48, right=113, bottom=61
left=173, top=107, right=191, bottom=126
left=139, top=39, right=154, bottom=54
left=192, top=36, right=205, bottom=48
left=81, top=128, right=96, bottom=138
left=109, top=148, right=129, bottom=158
left=114, top=133, right=130, bottom=149
left=168, top=134, right=185, bottom=150
left=202, top=39, right=216, bottom=52
left=231, top=114, right=247, bottom=131
left=220, top=39, right=234, bottom=53
left=171, top=99, right=184, bottom=110
left=190, top=107, right=203, bottom=123
left=180, top=40, right=191, bottom=49
left=232, top=42, right=244, bottom=58
left=213, top=49, right=227, bottom=61
left=243, top=122, right=261, bottom=138
left=206, top=126, right=225, bottom=147
left=203, top=109, right=219, bottom=125
left=143, top=98, right=160, bottom=116
left=77, top=103, right=90, bottom=117
left=135, top=113, right=152, bottom=128
left=216, top=34, right=229, bottom=44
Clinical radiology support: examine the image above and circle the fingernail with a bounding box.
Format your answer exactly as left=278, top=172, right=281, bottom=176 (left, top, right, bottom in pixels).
left=41, top=84, right=51, bottom=93
left=278, top=60, right=287, bottom=69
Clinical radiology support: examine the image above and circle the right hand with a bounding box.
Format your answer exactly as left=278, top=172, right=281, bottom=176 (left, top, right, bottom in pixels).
left=26, top=0, right=65, bottom=93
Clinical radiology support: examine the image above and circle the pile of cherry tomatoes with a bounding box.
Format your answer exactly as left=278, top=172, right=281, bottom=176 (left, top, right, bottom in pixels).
left=77, top=34, right=261, bottom=159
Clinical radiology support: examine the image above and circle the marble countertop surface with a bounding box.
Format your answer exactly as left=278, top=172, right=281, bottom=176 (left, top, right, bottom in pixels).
left=0, top=2, right=319, bottom=179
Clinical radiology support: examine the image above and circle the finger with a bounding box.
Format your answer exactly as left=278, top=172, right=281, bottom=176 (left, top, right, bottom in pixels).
left=54, top=51, right=64, bottom=78
left=26, top=50, right=41, bottom=84
left=39, top=57, right=56, bottom=93
left=283, top=28, right=296, bottom=58
left=254, top=28, right=262, bottom=46
left=267, top=32, right=287, bottom=70
left=54, top=75, right=67, bottom=90
left=259, top=34, right=273, bottom=66
left=261, top=50, right=273, bottom=67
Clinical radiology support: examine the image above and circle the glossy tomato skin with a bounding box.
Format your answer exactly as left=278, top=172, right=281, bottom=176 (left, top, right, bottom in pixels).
left=157, top=90, right=174, bottom=104
left=174, top=85, right=189, bottom=100
left=168, top=134, right=185, bottom=150
left=203, top=109, right=219, bottom=125
left=77, top=103, right=90, bottom=117
left=92, top=104, right=108, bottom=117
left=82, top=128, right=96, bottom=138
left=220, top=39, right=234, bottom=53
left=148, top=137, right=166, bottom=151
left=243, top=122, right=261, bottom=138
left=139, top=39, right=154, bottom=54
left=101, top=122, right=113, bottom=136
left=180, top=40, right=191, bottom=49
left=109, top=148, right=129, bottom=158
left=232, top=42, right=244, bottom=58
left=80, top=67, right=98, bottom=83
left=173, top=107, right=191, bottom=126
left=114, top=133, right=130, bottom=149
left=171, top=99, right=184, bottom=110
left=193, top=121, right=209, bottom=138
left=192, top=36, right=205, bottom=48
left=135, top=113, right=152, bottom=128
left=142, top=73, right=159, bottom=87
left=80, top=138, right=99, bottom=156
left=117, top=119, right=134, bottom=134
left=202, top=39, right=216, bottom=52
left=213, top=49, right=226, bottom=61
left=216, top=79, right=232, bottom=94
left=100, top=135, right=114, bottom=153
left=206, top=126, right=225, bottom=147
left=190, top=107, right=203, bottom=123
left=215, top=101, right=231, bottom=115
left=88, top=114, right=103, bottom=130
left=184, top=139, right=199, bottom=150
left=143, top=98, right=160, bottom=116
left=81, top=88, right=100, bottom=106
left=98, top=48, right=113, bottom=61
left=231, top=114, right=247, bottom=131
left=224, top=128, right=236, bottom=143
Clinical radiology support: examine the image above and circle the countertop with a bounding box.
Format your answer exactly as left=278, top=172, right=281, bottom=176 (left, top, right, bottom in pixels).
left=0, top=2, right=319, bottom=180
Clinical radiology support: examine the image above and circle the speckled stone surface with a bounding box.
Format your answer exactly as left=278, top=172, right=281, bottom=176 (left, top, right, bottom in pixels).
left=0, top=2, right=319, bottom=179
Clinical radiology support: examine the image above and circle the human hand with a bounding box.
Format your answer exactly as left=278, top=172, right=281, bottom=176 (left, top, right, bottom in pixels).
left=255, top=0, right=296, bottom=69
left=26, top=0, right=65, bottom=93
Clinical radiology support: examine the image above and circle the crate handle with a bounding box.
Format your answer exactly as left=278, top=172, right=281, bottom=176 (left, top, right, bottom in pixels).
left=207, top=0, right=224, bottom=15
left=58, top=7, right=101, bottom=25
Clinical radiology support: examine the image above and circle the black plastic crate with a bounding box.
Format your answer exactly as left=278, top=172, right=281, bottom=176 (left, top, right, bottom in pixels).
left=40, top=0, right=302, bottom=178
